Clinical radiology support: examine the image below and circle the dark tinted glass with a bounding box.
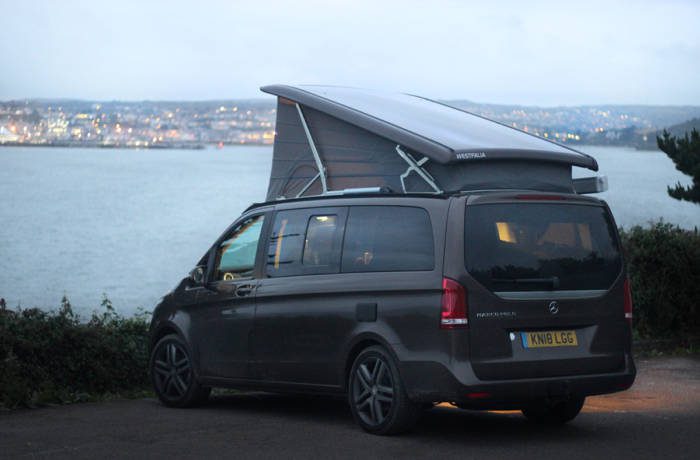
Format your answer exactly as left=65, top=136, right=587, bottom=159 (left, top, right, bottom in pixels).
left=267, top=210, right=342, bottom=277
left=341, top=206, right=434, bottom=273
left=303, top=215, right=341, bottom=268
left=465, top=203, right=621, bottom=292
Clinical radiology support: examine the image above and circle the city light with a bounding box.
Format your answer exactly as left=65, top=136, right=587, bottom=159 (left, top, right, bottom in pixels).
left=0, top=100, right=670, bottom=149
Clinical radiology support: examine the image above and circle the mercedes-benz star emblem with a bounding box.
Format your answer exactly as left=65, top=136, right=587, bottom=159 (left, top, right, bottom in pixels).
left=548, top=301, right=559, bottom=315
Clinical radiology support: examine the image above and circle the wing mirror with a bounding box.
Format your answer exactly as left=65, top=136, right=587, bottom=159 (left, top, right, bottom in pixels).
left=189, top=266, right=205, bottom=285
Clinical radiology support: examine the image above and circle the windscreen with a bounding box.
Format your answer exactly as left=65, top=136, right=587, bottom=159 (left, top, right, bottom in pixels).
left=465, top=203, right=622, bottom=292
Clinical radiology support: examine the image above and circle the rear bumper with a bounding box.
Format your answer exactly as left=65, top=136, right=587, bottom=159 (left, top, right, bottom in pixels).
left=399, top=353, right=636, bottom=408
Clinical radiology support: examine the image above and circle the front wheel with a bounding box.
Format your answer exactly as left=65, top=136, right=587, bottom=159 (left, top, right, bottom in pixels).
left=521, top=396, right=585, bottom=424
left=150, top=334, right=210, bottom=408
left=348, top=345, right=421, bottom=435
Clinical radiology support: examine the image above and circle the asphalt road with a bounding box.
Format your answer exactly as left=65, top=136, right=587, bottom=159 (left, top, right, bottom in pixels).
left=1, top=356, right=699, bottom=459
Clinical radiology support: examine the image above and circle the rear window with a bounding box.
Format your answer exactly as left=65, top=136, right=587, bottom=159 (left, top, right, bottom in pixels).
left=341, top=206, right=434, bottom=273
left=465, top=203, right=621, bottom=292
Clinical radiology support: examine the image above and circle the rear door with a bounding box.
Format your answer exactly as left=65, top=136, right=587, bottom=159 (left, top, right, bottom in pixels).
left=452, top=193, right=628, bottom=380
left=251, top=202, right=444, bottom=388
left=251, top=206, right=349, bottom=385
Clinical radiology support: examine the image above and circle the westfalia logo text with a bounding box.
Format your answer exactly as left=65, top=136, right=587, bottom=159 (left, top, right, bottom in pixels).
left=456, top=152, right=487, bottom=160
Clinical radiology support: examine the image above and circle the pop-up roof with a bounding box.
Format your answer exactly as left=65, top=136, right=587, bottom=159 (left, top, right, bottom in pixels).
left=260, top=84, right=599, bottom=201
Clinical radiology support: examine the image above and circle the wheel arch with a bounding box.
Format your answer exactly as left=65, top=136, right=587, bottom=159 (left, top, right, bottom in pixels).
left=149, top=318, right=207, bottom=381
left=149, top=321, right=187, bottom=353
left=341, top=332, right=401, bottom=392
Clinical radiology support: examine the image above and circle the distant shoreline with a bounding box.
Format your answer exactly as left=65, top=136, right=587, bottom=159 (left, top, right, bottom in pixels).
left=0, top=141, right=656, bottom=151
left=0, top=141, right=273, bottom=150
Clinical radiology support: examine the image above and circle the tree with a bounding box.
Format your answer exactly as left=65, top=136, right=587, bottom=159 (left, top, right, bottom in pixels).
left=657, top=128, right=700, bottom=204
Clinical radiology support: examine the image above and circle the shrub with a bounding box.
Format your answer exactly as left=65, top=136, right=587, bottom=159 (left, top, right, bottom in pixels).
left=619, top=222, right=700, bottom=339
left=0, top=295, right=150, bottom=409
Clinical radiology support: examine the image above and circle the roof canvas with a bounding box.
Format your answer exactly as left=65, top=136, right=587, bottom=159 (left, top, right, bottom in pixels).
left=260, top=84, right=599, bottom=201
left=261, top=84, right=597, bottom=170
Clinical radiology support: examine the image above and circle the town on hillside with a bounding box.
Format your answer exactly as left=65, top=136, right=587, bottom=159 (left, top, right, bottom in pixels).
left=1, top=98, right=699, bottom=149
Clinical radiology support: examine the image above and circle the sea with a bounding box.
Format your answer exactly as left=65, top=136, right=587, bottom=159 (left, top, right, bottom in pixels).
left=0, top=145, right=697, bottom=315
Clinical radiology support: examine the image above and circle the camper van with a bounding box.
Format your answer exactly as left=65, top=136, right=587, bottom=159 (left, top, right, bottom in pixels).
left=148, top=85, right=635, bottom=435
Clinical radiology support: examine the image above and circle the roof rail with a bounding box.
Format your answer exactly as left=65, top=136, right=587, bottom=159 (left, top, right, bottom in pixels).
left=317, top=186, right=393, bottom=196
left=243, top=188, right=446, bottom=212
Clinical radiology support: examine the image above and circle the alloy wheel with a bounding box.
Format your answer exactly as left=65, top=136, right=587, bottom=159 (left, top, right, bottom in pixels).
left=152, top=341, right=192, bottom=400
left=352, top=356, right=395, bottom=426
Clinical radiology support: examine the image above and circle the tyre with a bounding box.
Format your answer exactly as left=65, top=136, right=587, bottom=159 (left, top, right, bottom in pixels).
left=150, top=334, right=211, bottom=408
left=347, top=345, right=421, bottom=435
left=521, top=396, right=585, bottom=424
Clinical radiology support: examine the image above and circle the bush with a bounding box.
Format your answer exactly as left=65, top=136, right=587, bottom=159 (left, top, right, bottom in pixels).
left=619, top=222, right=700, bottom=339
left=0, top=295, right=150, bottom=409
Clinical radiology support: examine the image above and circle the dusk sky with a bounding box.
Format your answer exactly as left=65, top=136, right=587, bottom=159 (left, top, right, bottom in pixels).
left=1, top=0, right=699, bottom=106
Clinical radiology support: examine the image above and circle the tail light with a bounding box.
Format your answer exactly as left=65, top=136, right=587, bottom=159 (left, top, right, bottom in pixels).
left=440, top=278, right=468, bottom=329
left=623, top=277, right=633, bottom=324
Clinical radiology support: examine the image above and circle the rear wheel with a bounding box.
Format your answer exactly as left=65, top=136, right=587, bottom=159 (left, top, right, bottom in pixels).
left=521, top=396, right=585, bottom=424
left=348, top=345, right=420, bottom=435
left=150, top=334, right=210, bottom=408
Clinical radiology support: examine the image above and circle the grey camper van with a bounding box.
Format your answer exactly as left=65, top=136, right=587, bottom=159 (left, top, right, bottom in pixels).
left=148, top=85, right=635, bottom=435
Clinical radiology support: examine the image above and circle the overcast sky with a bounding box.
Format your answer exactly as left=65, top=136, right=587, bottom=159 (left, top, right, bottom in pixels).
left=1, top=0, right=698, bottom=105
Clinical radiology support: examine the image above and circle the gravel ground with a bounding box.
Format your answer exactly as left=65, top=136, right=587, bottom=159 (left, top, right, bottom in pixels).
left=1, top=356, right=699, bottom=459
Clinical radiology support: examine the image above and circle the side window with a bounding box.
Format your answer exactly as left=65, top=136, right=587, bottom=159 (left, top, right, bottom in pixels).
left=303, top=215, right=340, bottom=268
left=341, top=206, right=434, bottom=273
left=214, top=215, right=265, bottom=281
left=267, top=208, right=344, bottom=277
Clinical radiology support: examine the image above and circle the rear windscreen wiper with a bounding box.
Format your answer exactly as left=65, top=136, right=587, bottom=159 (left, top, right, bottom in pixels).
left=492, top=276, right=560, bottom=289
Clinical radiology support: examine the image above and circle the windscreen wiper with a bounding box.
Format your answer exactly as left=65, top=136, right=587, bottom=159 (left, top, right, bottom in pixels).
left=492, top=276, right=560, bottom=289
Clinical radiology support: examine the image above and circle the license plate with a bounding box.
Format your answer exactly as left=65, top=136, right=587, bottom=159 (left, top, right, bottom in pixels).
left=521, top=330, right=578, bottom=348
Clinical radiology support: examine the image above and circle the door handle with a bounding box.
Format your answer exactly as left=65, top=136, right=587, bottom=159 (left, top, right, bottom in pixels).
left=235, top=284, right=256, bottom=297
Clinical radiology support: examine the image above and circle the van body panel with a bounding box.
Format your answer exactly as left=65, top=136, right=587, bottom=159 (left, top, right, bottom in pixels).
left=193, top=284, right=257, bottom=379
left=252, top=272, right=442, bottom=386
